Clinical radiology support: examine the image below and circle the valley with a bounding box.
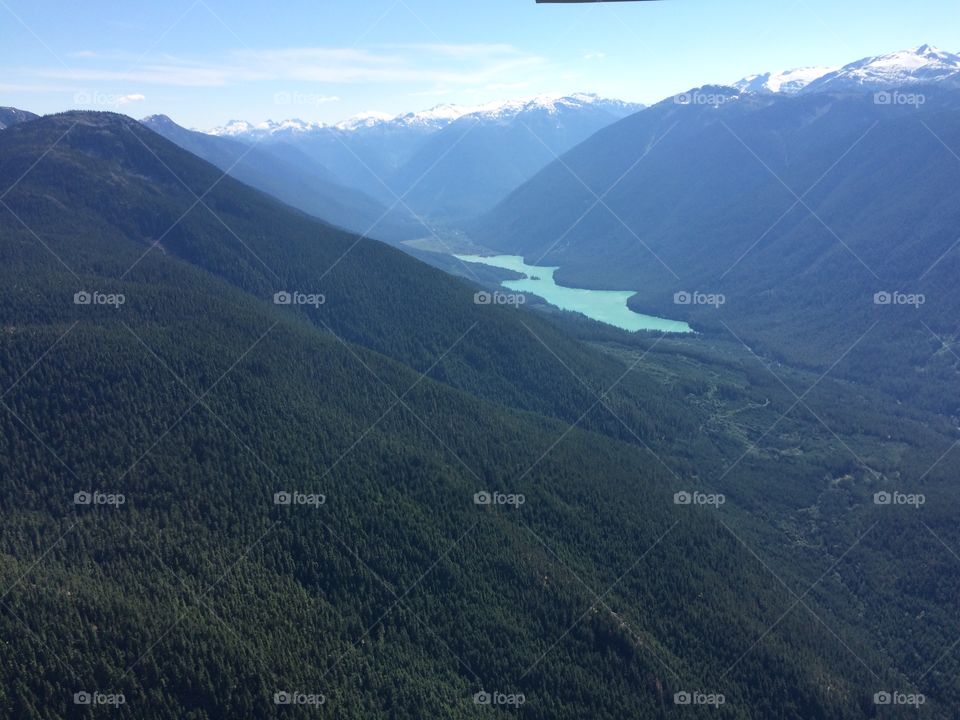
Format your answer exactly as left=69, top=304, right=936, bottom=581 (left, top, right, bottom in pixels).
left=2, top=11, right=960, bottom=718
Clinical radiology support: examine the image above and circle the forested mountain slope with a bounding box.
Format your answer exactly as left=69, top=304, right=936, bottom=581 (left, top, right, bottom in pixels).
left=477, top=87, right=960, bottom=413
left=141, top=113, right=427, bottom=243
left=1, top=112, right=958, bottom=718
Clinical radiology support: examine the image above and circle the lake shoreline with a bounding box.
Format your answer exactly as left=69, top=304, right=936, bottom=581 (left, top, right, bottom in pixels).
left=455, top=254, right=693, bottom=334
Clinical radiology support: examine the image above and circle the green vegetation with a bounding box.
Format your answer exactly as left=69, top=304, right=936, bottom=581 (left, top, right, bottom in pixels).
left=0, top=112, right=958, bottom=718
left=477, top=87, right=960, bottom=416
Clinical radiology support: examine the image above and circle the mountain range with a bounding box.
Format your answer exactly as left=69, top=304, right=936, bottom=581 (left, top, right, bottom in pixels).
left=140, top=113, right=428, bottom=243
left=734, top=44, right=960, bottom=94
left=4, top=42, right=960, bottom=717
left=200, top=93, right=643, bottom=222
left=803, top=43, right=960, bottom=93
left=8, top=110, right=959, bottom=717
left=207, top=93, right=641, bottom=139
left=139, top=45, right=960, bottom=233
left=477, top=49, right=960, bottom=416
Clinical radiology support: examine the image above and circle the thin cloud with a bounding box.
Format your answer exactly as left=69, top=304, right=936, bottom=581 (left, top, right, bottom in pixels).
left=409, top=87, right=453, bottom=97
left=16, top=43, right=549, bottom=90
left=386, top=42, right=532, bottom=58
left=32, top=64, right=268, bottom=87
left=484, top=81, right=530, bottom=91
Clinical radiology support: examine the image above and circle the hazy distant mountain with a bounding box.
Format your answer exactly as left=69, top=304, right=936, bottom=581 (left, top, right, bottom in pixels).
left=208, top=94, right=641, bottom=139
left=0, top=106, right=38, bottom=130
left=205, top=93, right=643, bottom=221
left=141, top=114, right=427, bottom=242
left=477, top=82, right=960, bottom=412
left=391, top=94, right=645, bottom=219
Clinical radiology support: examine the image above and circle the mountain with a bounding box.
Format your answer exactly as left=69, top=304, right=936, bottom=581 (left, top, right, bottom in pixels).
left=208, top=94, right=641, bottom=139
left=735, top=44, right=960, bottom=97
left=802, top=44, right=960, bottom=94
left=476, top=85, right=960, bottom=413
left=733, top=66, right=836, bottom=94
left=140, top=114, right=427, bottom=243
left=205, top=94, right=643, bottom=222
left=4, top=111, right=960, bottom=717
left=390, top=94, right=645, bottom=220
left=732, top=45, right=960, bottom=96
left=0, top=106, right=38, bottom=130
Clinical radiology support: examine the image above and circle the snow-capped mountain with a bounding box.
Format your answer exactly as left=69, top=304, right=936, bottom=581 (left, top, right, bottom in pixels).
left=201, top=93, right=643, bottom=222
left=207, top=93, right=642, bottom=139
left=410, top=92, right=641, bottom=124
left=208, top=117, right=326, bottom=139
left=140, top=114, right=427, bottom=243
left=734, top=45, right=960, bottom=96
left=802, top=44, right=960, bottom=93
left=733, top=66, right=836, bottom=95
left=334, top=112, right=395, bottom=131
left=383, top=93, right=644, bottom=219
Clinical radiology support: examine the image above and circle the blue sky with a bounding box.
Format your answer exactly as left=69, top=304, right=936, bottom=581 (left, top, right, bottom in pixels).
left=2, top=0, right=958, bottom=128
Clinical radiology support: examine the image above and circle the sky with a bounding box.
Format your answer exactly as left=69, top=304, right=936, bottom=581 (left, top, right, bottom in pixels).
left=2, top=0, right=958, bottom=129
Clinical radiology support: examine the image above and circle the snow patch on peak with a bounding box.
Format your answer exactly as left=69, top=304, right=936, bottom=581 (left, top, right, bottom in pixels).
left=334, top=112, right=394, bottom=131
left=801, top=44, right=960, bottom=93
left=205, top=93, right=642, bottom=139
left=449, top=93, right=640, bottom=123
left=336, top=93, right=640, bottom=131
left=733, top=45, right=960, bottom=97
left=209, top=119, right=260, bottom=137
left=734, top=66, right=836, bottom=94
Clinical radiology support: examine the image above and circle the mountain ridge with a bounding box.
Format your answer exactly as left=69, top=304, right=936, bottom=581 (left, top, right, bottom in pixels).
left=0, top=106, right=39, bottom=130
left=205, top=92, right=643, bottom=137
left=802, top=43, right=960, bottom=93
left=475, top=84, right=960, bottom=413
left=196, top=93, right=643, bottom=222
left=4, top=109, right=960, bottom=718
left=0, top=109, right=908, bottom=718
left=732, top=44, right=960, bottom=95
left=139, top=113, right=428, bottom=243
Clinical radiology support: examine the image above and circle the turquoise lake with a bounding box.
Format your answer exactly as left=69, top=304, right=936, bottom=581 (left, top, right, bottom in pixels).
left=455, top=254, right=693, bottom=334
